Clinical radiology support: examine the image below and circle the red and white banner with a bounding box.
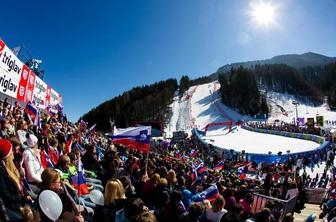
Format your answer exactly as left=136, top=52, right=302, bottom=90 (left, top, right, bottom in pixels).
left=16, top=65, right=30, bottom=102
left=25, top=71, right=36, bottom=103
left=32, top=76, right=48, bottom=109
left=0, top=40, right=23, bottom=98
left=45, top=85, right=51, bottom=107
left=0, top=39, right=62, bottom=109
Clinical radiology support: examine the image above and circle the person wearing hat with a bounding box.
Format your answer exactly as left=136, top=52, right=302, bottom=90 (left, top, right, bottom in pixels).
left=0, top=139, right=25, bottom=221
left=22, top=134, right=44, bottom=184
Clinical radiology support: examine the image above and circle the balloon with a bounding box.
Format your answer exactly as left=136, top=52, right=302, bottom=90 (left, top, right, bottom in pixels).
left=39, top=190, right=63, bottom=221
left=89, top=189, right=104, bottom=206
left=307, top=214, right=317, bottom=222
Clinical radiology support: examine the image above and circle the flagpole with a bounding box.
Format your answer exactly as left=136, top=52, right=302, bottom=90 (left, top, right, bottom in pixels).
left=77, top=156, right=81, bottom=215
left=145, top=151, right=149, bottom=175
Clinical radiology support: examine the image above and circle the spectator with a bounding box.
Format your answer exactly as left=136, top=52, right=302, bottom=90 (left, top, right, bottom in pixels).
left=206, top=195, right=227, bottom=222
left=22, top=134, right=44, bottom=184
left=103, top=178, right=127, bottom=222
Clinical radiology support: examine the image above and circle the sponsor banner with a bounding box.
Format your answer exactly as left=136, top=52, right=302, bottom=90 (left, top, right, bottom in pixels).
left=297, top=117, right=305, bottom=126
left=58, top=94, right=62, bottom=104
left=307, top=118, right=315, bottom=127
left=32, top=76, right=48, bottom=109
left=50, top=88, right=60, bottom=106
left=0, top=43, right=22, bottom=98
left=0, top=40, right=5, bottom=53
left=16, top=65, right=30, bottom=102
left=25, top=71, right=36, bottom=102
left=0, top=39, right=62, bottom=108
left=45, top=85, right=51, bottom=107
left=316, top=116, right=324, bottom=127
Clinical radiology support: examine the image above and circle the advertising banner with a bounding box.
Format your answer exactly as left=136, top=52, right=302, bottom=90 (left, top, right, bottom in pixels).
left=45, top=85, right=51, bottom=107
left=25, top=71, right=36, bottom=103
left=0, top=39, right=62, bottom=110
left=16, top=65, right=30, bottom=102
left=307, top=118, right=315, bottom=127
left=0, top=42, right=22, bottom=98
left=316, top=116, right=324, bottom=127
left=32, top=76, right=48, bottom=109
left=50, top=88, right=59, bottom=106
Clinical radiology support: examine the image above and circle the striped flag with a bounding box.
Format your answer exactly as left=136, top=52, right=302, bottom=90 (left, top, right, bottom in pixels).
left=71, top=157, right=89, bottom=196
left=238, top=166, right=247, bottom=180
left=196, top=163, right=207, bottom=175
left=199, top=185, right=219, bottom=202
left=112, top=126, right=151, bottom=152
left=213, top=161, right=225, bottom=171
left=24, top=102, right=40, bottom=127
left=189, top=165, right=197, bottom=183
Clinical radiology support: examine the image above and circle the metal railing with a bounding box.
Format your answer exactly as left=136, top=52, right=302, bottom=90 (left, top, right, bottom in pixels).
left=306, top=188, right=327, bottom=204
left=252, top=193, right=297, bottom=219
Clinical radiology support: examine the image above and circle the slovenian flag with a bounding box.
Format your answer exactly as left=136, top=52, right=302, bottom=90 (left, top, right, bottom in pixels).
left=65, top=134, right=74, bottom=154
left=189, top=165, right=197, bottom=183
left=213, top=161, right=225, bottom=171
left=199, top=184, right=220, bottom=202
left=24, top=102, right=40, bottom=127
left=196, top=163, right=207, bottom=175
left=112, top=126, right=151, bottom=152
left=71, top=157, right=89, bottom=196
left=238, top=166, right=247, bottom=180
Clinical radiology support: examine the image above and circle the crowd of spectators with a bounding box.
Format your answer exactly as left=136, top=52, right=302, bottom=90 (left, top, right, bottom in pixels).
left=0, top=97, right=335, bottom=222
left=246, top=121, right=330, bottom=138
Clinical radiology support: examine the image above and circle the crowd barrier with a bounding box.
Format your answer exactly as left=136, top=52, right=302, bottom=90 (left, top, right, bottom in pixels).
left=306, top=188, right=327, bottom=204
left=242, top=125, right=325, bottom=144
left=251, top=193, right=297, bottom=220
left=192, top=128, right=330, bottom=164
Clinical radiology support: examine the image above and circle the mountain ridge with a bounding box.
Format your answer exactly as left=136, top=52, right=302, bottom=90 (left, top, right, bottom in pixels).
left=216, top=52, right=336, bottom=74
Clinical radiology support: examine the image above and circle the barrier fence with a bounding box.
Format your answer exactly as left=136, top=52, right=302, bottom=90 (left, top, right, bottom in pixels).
left=252, top=193, right=297, bottom=220
left=192, top=127, right=330, bottom=164
left=242, top=125, right=325, bottom=144
left=306, top=188, right=327, bottom=204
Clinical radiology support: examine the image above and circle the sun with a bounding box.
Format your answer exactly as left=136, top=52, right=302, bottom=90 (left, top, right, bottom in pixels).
left=249, top=1, right=277, bottom=28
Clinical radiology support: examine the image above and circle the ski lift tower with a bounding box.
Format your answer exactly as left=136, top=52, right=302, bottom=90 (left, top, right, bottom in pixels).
left=292, top=101, right=299, bottom=126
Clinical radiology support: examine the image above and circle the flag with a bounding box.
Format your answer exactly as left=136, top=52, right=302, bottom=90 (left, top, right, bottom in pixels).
left=213, top=161, right=225, bottom=171
left=190, top=149, right=198, bottom=157
left=112, top=126, right=151, bottom=152
left=198, top=171, right=207, bottom=185
left=40, top=150, right=54, bottom=169
left=189, top=166, right=197, bottom=183
left=24, top=102, right=40, bottom=127
left=199, top=185, right=219, bottom=202
left=238, top=166, right=247, bottom=180
left=46, top=105, right=57, bottom=117
left=71, top=157, right=89, bottom=196
left=55, top=103, right=63, bottom=111
left=65, top=135, right=74, bottom=154
left=196, top=163, right=207, bottom=175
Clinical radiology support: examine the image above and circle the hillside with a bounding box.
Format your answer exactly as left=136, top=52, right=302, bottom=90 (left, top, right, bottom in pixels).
left=81, top=52, right=336, bottom=132
left=80, top=79, right=178, bottom=131
left=165, top=80, right=336, bottom=137
left=216, top=52, right=336, bottom=74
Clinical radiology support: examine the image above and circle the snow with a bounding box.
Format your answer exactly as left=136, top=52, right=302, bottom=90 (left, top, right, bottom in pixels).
left=267, top=92, right=336, bottom=126
left=204, top=127, right=319, bottom=154
left=165, top=80, right=336, bottom=154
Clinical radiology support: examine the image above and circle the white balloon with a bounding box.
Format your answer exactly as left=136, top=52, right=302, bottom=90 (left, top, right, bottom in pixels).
left=39, top=190, right=63, bottom=221
left=89, top=189, right=104, bottom=206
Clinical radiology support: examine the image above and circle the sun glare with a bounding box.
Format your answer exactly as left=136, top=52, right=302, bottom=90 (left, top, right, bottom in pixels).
left=249, top=1, right=277, bottom=28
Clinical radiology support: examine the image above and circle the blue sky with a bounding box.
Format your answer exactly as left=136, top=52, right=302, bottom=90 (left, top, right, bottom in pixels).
left=1, top=0, right=336, bottom=121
